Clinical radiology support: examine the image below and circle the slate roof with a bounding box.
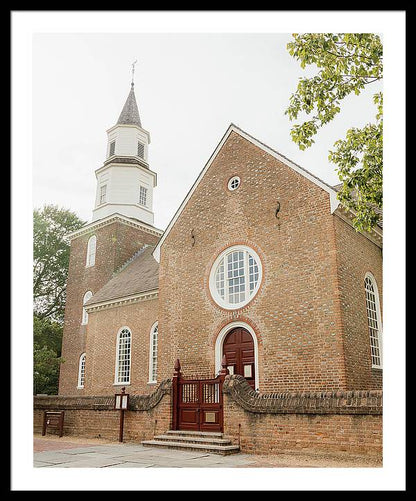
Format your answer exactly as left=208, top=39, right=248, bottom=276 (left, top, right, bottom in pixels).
left=117, top=83, right=142, bottom=127
left=86, top=245, right=158, bottom=306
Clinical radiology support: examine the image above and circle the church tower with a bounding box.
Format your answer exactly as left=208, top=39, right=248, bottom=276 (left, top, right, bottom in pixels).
left=92, top=81, right=156, bottom=225
left=59, top=72, right=162, bottom=395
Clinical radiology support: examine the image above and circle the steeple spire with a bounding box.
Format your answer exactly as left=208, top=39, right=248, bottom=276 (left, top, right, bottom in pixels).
left=92, top=67, right=155, bottom=225
left=116, top=61, right=142, bottom=127
left=117, top=83, right=142, bottom=127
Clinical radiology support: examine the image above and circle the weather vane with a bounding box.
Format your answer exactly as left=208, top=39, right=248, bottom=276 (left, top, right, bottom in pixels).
left=131, top=59, right=138, bottom=86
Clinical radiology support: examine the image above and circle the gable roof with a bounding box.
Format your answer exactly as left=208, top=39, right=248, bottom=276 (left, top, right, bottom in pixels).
left=152, top=123, right=341, bottom=262
left=85, top=244, right=159, bottom=308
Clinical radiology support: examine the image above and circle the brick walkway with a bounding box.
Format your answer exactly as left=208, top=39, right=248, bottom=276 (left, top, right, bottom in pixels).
left=34, top=437, right=99, bottom=452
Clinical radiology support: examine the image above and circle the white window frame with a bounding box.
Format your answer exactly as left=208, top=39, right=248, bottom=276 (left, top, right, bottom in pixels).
left=99, top=184, right=107, bottom=205
left=109, top=140, right=116, bottom=157
left=148, top=322, right=158, bottom=384
left=364, top=272, right=383, bottom=369
left=81, top=291, right=93, bottom=325
left=139, top=185, right=148, bottom=207
left=86, top=235, right=96, bottom=267
left=209, top=245, right=262, bottom=310
left=114, top=326, right=132, bottom=385
left=77, top=353, right=86, bottom=389
left=228, top=176, right=241, bottom=191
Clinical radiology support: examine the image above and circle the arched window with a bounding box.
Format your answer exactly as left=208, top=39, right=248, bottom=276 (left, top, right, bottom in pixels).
left=81, top=291, right=93, bottom=325
left=148, top=322, right=158, bottom=383
left=86, top=235, right=96, bottom=267
left=115, top=327, right=131, bottom=384
left=209, top=245, right=262, bottom=309
left=77, top=353, right=86, bottom=389
left=364, top=273, right=383, bottom=368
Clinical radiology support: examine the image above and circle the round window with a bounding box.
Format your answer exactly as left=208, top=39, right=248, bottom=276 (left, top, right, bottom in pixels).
left=209, top=245, right=262, bottom=309
left=227, top=176, right=240, bottom=191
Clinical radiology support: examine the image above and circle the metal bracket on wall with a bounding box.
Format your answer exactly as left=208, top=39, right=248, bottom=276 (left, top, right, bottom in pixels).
left=275, top=201, right=281, bottom=218
left=275, top=201, right=281, bottom=228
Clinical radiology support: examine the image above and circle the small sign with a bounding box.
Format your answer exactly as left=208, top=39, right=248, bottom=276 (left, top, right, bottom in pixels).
left=243, top=364, right=253, bottom=378
left=205, top=411, right=217, bottom=423
left=114, top=392, right=129, bottom=410
left=121, top=394, right=129, bottom=409
left=42, top=411, right=65, bottom=437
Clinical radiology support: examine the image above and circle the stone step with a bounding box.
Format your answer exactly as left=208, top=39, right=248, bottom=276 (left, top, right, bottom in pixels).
left=165, top=430, right=224, bottom=438
left=141, top=439, right=240, bottom=455
left=153, top=434, right=233, bottom=446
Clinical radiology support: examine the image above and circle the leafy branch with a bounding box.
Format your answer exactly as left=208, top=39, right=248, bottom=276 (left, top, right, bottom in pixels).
left=285, top=33, right=383, bottom=231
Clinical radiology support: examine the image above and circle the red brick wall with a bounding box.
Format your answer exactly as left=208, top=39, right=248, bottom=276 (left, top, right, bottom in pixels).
left=34, top=378, right=382, bottom=456
left=34, top=396, right=171, bottom=443
left=223, top=399, right=382, bottom=456
left=333, top=216, right=383, bottom=389
left=59, top=220, right=160, bottom=395
left=158, top=131, right=347, bottom=392
left=222, top=375, right=382, bottom=456
left=84, top=299, right=159, bottom=395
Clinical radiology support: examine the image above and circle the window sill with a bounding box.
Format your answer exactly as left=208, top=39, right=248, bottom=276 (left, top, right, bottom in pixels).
left=113, top=382, right=131, bottom=387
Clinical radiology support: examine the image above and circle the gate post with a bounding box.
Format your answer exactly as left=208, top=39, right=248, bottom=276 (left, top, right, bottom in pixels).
left=218, top=355, right=229, bottom=432
left=172, top=359, right=181, bottom=430
left=219, top=354, right=229, bottom=379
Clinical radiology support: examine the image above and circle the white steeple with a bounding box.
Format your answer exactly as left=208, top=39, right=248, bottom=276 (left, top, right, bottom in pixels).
left=91, top=77, right=157, bottom=225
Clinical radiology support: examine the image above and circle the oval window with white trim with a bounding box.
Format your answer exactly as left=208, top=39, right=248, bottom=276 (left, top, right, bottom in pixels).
left=227, top=176, right=240, bottom=191
left=209, top=245, right=262, bottom=309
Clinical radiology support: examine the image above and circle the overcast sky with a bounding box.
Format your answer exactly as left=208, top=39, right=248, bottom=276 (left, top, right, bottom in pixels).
left=12, top=10, right=406, bottom=492
left=32, top=28, right=384, bottom=231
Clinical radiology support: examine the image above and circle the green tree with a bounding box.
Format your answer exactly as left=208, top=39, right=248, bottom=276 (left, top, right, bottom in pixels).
left=33, top=205, right=85, bottom=322
left=33, top=315, right=64, bottom=394
left=33, top=314, right=63, bottom=356
left=33, top=205, right=85, bottom=394
left=285, top=33, right=383, bottom=232
left=33, top=345, right=62, bottom=395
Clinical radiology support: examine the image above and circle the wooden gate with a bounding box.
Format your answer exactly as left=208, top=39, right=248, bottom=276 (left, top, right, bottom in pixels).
left=172, top=358, right=229, bottom=432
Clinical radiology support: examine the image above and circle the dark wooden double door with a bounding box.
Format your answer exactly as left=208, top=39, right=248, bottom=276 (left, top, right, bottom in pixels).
left=223, top=327, right=255, bottom=390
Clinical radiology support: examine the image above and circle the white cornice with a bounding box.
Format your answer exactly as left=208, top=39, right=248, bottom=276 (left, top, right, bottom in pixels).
left=95, top=159, right=157, bottom=185
left=66, top=213, right=163, bottom=241
left=85, top=289, right=159, bottom=313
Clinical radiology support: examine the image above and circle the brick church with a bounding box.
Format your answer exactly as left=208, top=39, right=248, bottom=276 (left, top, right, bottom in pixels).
left=58, top=79, right=383, bottom=435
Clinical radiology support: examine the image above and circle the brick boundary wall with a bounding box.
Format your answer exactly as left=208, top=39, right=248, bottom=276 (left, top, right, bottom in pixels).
left=34, top=376, right=382, bottom=456
left=222, top=375, right=382, bottom=456
left=34, top=380, right=172, bottom=443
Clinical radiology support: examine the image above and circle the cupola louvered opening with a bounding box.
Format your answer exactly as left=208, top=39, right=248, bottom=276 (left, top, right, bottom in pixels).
left=137, top=141, right=145, bottom=158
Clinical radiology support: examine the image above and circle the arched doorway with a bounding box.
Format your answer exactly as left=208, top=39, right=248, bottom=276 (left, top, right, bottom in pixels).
left=222, top=327, right=255, bottom=389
